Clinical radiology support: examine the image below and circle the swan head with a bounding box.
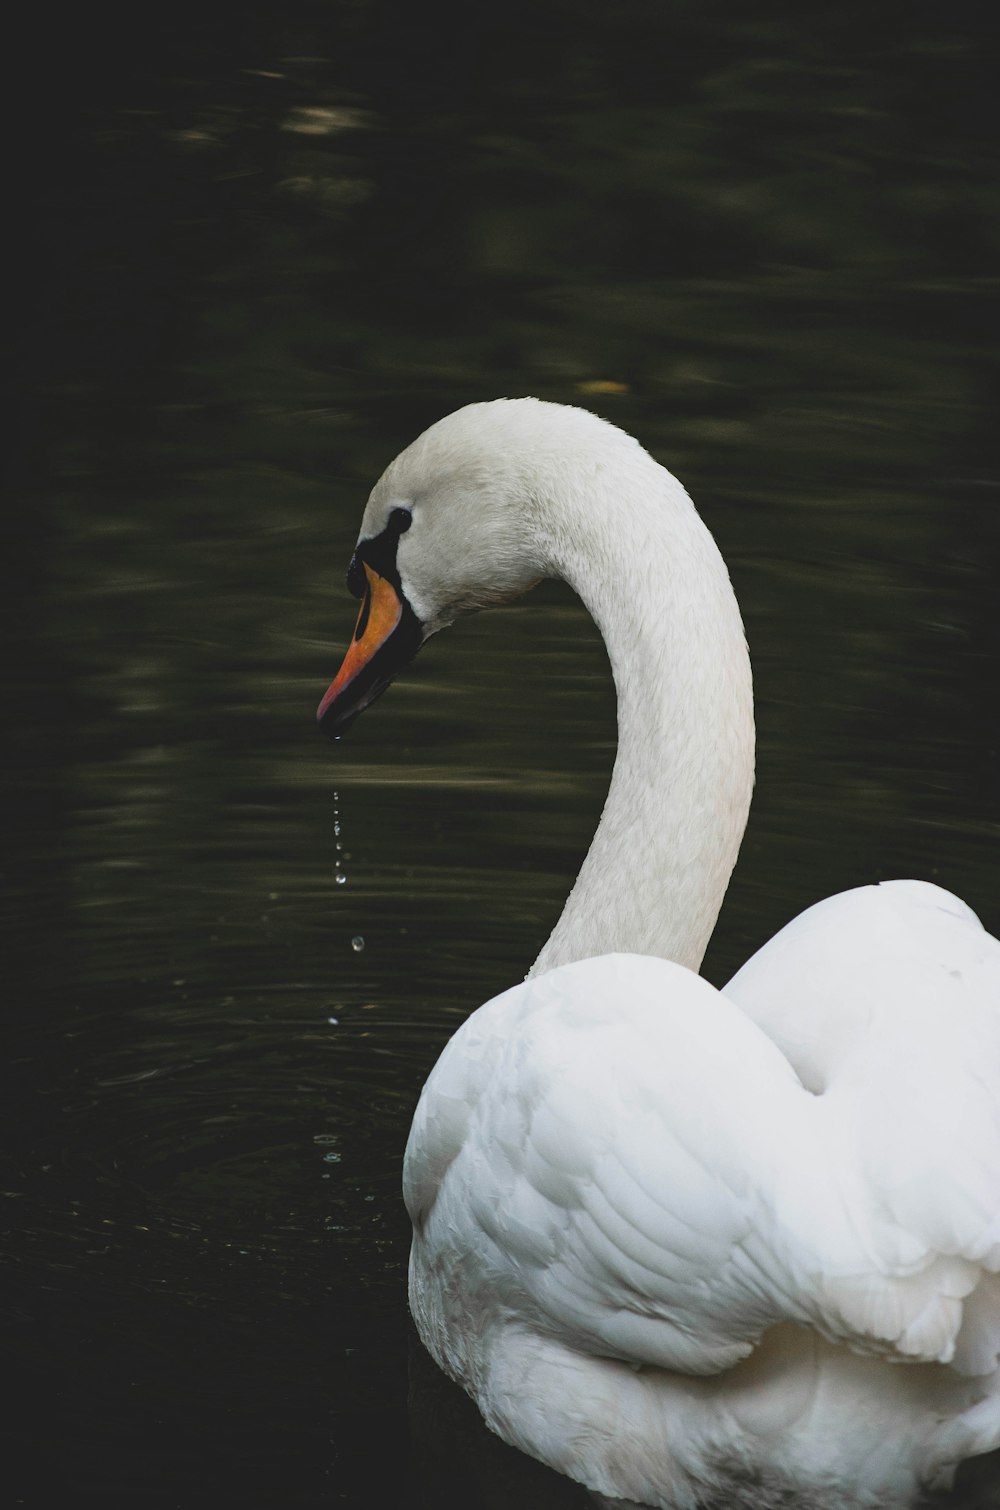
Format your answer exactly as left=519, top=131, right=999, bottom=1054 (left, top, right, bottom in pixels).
left=317, top=398, right=636, bottom=736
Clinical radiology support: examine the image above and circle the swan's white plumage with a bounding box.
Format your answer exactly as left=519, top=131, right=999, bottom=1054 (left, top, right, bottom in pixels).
left=405, top=938, right=1000, bottom=1503
left=341, top=399, right=1000, bottom=1506
left=727, top=882, right=1000, bottom=1278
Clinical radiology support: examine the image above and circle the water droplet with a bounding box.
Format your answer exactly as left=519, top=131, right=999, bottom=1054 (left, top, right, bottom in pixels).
left=322, top=1151, right=341, bottom=1163
left=327, top=1016, right=339, bottom=1026
left=351, top=935, right=365, bottom=953
left=332, top=795, right=349, bottom=887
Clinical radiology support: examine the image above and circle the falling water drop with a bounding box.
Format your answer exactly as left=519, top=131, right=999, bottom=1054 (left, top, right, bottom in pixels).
left=351, top=935, right=365, bottom=953
left=333, top=790, right=348, bottom=887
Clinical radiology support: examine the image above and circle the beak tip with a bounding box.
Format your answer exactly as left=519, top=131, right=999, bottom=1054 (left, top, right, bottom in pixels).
left=316, top=691, right=336, bottom=730
left=316, top=701, right=347, bottom=740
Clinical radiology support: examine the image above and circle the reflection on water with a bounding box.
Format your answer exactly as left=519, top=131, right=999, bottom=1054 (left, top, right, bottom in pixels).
left=9, top=2, right=1000, bottom=1504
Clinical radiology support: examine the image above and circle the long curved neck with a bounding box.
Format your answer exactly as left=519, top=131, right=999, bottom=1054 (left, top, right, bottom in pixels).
left=528, top=448, right=754, bottom=977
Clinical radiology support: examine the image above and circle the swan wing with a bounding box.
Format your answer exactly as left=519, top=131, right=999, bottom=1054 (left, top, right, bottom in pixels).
left=406, top=954, right=803, bottom=1376
left=725, top=879, right=1000, bottom=1373
left=405, top=947, right=999, bottom=1382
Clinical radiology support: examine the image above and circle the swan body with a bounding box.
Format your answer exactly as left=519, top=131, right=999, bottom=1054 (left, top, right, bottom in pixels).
left=317, top=399, right=1000, bottom=1507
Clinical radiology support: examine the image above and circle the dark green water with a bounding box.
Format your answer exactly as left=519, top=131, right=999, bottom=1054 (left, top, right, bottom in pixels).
left=7, top=4, right=1000, bottom=1505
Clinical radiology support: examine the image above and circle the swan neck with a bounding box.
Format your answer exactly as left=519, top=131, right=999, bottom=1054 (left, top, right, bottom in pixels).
left=528, top=453, right=754, bottom=977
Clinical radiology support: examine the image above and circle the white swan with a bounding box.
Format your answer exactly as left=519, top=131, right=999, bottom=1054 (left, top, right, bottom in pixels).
left=317, top=399, right=1000, bottom=1508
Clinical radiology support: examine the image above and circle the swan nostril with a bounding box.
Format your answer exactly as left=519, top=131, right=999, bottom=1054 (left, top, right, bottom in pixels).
left=347, top=553, right=365, bottom=598
left=354, top=586, right=372, bottom=642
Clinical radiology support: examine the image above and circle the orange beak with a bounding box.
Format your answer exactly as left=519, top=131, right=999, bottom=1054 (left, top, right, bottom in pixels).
left=316, top=562, right=422, bottom=737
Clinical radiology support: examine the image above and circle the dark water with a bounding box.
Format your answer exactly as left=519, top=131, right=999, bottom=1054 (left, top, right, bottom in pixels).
left=8, top=4, right=1000, bottom=1505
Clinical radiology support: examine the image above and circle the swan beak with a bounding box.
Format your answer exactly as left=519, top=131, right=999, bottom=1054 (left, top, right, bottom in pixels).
left=316, top=562, right=422, bottom=737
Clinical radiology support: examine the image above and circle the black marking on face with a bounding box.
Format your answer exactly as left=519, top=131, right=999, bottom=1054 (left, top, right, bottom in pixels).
left=348, top=507, right=412, bottom=599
